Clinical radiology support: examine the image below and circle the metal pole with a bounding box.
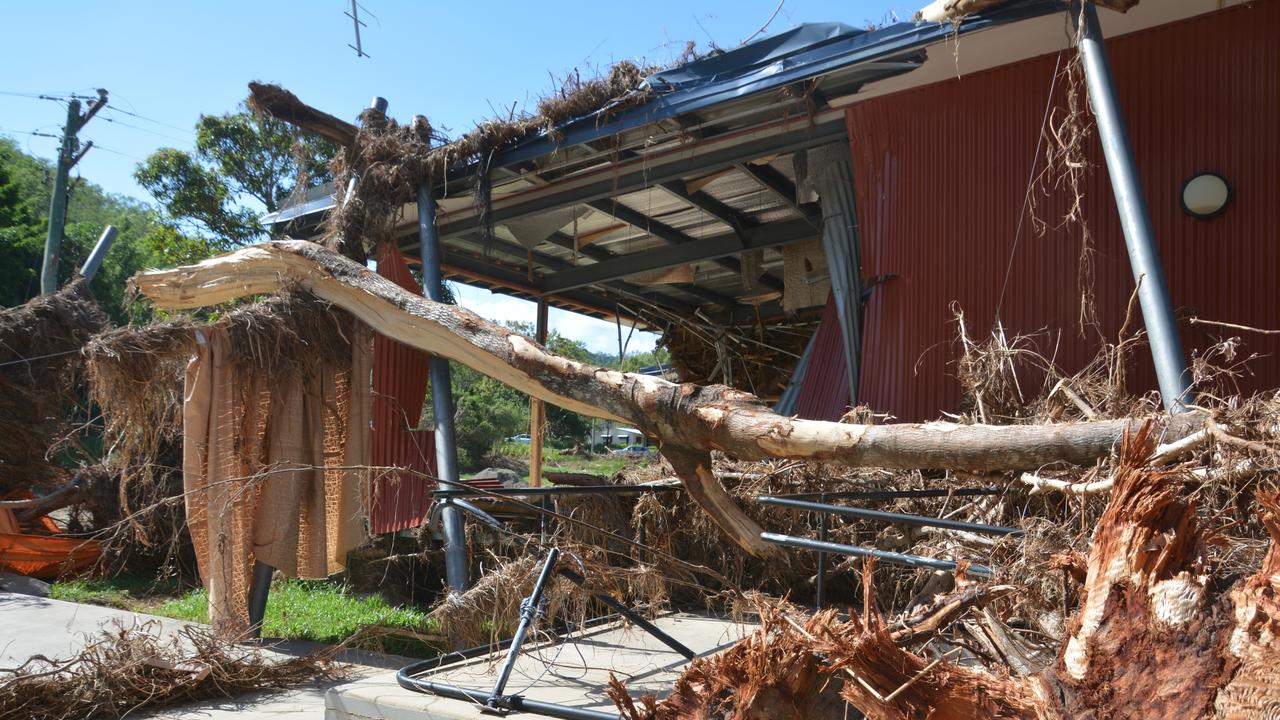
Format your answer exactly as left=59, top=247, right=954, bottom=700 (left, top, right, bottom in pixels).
left=40, top=100, right=81, bottom=296
left=761, top=532, right=993, bottom=578
left=247, top=560, right=274, bottom=638
left=756, top=495, right=1023, bottom=537
left=489, top=547, right=560, bottom=709
left=815, top=492, right=828, bottom=608
left=342, top=97, right=389, bottom=204
left=78, top=225, right=118, bottom=281
left=417, top=182, right=469, bottom=593
left=1075, top=1, right=1190, bottom=411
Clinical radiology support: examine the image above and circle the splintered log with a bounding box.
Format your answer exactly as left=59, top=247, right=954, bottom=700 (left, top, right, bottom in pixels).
left=611, top=426, right=1280, bottom=719
left=131, top=241, right=1202, bottom=555
left=246, top=82, right=359, bottom=147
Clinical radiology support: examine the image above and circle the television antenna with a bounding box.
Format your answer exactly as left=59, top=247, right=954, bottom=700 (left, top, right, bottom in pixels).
left=346, top=0, right=371, bottom=58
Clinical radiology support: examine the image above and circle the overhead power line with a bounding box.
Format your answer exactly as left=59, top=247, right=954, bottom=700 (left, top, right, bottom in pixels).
left=101, top=105, right=194, bottom=135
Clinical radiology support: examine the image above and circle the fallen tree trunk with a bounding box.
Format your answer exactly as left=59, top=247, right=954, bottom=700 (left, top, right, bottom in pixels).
left=131, top=241, right=1202, bottom=555
left=610, top=426, right=1280, bottom=719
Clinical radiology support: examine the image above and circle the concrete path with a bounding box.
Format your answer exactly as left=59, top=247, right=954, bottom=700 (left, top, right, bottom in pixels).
left=327, top=613, right=753, bottom=720
left=0, top=591, right=398, bottom=719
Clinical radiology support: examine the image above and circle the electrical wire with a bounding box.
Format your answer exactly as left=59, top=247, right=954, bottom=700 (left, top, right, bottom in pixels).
left=83, top=142, right=146, bottom=161
left=0, top=128, right=61, bottom=139
left=101, top=106, right=193, bottom=135
left=98, top=114, right=191, bottom=144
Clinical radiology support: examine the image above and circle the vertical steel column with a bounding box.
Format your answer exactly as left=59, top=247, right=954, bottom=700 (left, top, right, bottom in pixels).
left=815, top=492, right=828, bottom=608
left=245, top=94, right=393, bottom=633
left=246, top=560, right=274, bottom=638
left=1076, top=2, right=1190, bottom=411
left=417, top=183, right=469, bottom=593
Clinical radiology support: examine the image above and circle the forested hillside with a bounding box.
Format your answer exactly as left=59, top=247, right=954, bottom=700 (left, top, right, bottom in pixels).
left=0, top=137, right=166, bottom=323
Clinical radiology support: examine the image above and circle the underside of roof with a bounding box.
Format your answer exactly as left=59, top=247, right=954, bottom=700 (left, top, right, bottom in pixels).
left=266, top=0, right=1203, bottom=328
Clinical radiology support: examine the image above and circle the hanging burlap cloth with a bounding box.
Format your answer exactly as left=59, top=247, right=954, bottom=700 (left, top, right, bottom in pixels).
left=182, top=325, right=372, bottom=637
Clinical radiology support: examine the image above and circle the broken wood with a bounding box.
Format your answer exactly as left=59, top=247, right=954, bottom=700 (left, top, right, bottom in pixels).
left=613, top=425, right=1280, bottom=719
left=131, top=241, right=1204, bottom=555
left=246, top=82, right=359, bottom=147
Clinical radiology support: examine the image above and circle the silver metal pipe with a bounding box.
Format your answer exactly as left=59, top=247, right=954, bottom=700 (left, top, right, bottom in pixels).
left=1076, top=2, right=1190, bottom=411
left=79, top=225, right=117, bottom=281
left=246, top=561, right=274, bottom=637
left=417, top=182, right=469, bottom=593
left=760, top=532, right=993, bottom=577
left=341, top=97, right=389, bottom=205
left=488, top=547, right=560, bottom=708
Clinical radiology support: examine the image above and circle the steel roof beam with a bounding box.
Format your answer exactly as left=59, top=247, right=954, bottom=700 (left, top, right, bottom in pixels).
left=538, top=229, right=739, bottom=309
left=437, top=120, right=847, bottom=239
left=584, top=198, right=784, bottom=293
left=735, top=162, right=819, bottom=220
left=657, top=181, right=753, bottom=240
left=543, top=217, right=815, bottom=294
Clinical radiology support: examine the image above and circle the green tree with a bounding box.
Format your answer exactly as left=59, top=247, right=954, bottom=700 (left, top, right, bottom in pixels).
left=0, top=143, right=46, bottom=306
left=135, top=105, right=337, bottom=255
left=0, top=137, right=168, bottom=322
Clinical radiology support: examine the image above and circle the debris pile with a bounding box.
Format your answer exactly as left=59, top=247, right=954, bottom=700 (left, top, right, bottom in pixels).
left=609, top=426, right=1280, bottom=718
left=0, top=281, right=106, bottom=494
left=0, top=622, right=340, bottom=720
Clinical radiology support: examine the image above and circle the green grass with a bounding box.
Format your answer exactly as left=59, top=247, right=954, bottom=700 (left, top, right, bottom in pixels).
left=50, top=574, right=181, bottom=611
left=153, top=579, right=438, bottom=656
left=52, top=575, right=440, bottom=658
left=487, top=442, right=644, bottom=483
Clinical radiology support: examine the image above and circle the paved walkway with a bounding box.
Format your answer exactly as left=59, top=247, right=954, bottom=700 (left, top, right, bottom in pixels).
left=327, top=613, right=753, bottom=720
left=0, top=591, right=395, bottom=719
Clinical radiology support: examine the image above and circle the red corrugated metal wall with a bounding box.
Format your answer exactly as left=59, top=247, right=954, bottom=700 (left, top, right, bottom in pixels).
left=848, top=3, right=1280, bottom=421
left=370, top=244, right=436, bottom=534
left=794, top=292, right=852, bottom=421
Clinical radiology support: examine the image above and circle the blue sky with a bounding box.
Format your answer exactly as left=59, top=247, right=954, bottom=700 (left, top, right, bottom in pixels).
left=0, top=0, right=906, bottom=353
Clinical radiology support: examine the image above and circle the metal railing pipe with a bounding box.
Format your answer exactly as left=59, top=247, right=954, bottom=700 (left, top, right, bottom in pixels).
left=756, top=495, right=1023, bottom=536
left=760, top=532, right=993, bottom=578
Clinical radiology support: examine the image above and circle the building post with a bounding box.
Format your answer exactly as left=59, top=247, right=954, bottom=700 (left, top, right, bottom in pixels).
left=417, top=182, right=469, bottom=593
left=1075, top=2, right=1190, bottom=411
left=529, top=298, right=549, bottom=487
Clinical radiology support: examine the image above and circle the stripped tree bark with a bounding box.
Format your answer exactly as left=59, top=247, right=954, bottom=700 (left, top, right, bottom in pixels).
left=609, top=425, right=1280, bottom=719
left=131, top=241, right=1203, bottom=555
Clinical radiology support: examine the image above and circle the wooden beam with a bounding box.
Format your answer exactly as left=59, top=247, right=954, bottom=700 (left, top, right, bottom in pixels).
left=530, top=299, right=549, bottom=488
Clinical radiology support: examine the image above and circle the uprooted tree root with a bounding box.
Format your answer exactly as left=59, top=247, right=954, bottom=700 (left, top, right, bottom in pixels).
left=609, top=425, right=1280, bottom=719
left=0, top=622, right=341, bottom=720
left=0, top=280, right=108, bottom=494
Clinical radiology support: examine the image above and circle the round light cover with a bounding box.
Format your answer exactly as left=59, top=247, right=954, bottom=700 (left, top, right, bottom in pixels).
left=1181, top=173, right=1230, bottom=219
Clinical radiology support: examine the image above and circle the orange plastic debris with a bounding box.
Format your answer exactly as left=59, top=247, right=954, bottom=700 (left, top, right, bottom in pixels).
left=0, top=492, right=101, bottom=580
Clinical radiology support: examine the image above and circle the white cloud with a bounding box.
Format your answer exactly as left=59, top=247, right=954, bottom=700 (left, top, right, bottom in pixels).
left=449, top=282, right=657, bottom=357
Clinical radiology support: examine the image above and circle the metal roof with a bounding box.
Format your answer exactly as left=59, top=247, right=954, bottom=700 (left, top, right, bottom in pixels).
left=267, top=2, right=1063, bottom=325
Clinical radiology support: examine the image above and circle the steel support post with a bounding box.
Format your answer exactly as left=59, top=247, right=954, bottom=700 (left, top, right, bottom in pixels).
left=815, top=492, right=828, bottom=608
left=488, top=547, right=560, bottom=709
left=1075, top=2, right=1190, bottom=411
left=418, top=182, right=469, bottom=593
left=246, top=560, right=274, bottom=637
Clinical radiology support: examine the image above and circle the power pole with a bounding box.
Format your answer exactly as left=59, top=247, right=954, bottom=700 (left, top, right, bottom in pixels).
left=40, top=88, right=108, bottom=295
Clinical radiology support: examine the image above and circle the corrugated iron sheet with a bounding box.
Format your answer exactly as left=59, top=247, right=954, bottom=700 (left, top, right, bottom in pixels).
left=794, top=292, right=851, bottom=421
left=370, top=244, right=436, bottom=534
left=846, top=3, right=1280, bottom=421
